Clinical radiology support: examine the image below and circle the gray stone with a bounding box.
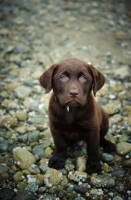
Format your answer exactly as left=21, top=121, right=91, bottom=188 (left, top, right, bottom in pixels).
left=39, top=163, right=48, bottom=173
left=116, top=142, right=131, bottom=155
left=91, top=174, right=115, bottom=188
left=14, top=86, right=31, bottom=99
left=75, top=183, right=90, bottom=194
left=13, top=190, right=36, bottom=200
left=28, top=130, right=40, bottom=143
left=101, top=153, right=114, bottom=162
left=25, top=182, right=38, bottom=193
left=0, top=137, right=9, bottom=152
left=32, top=145, right=45, bottom=159
left=0, top=188, right=15, bottom=200
left=0, top=164, right=9, bottom=174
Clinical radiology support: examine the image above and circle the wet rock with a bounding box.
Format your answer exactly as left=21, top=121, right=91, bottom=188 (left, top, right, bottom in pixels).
left=68, top=171, right=87, bottom=182
left=115, top=31, right=127, bottom=40
left=15, top=125, right=27, bottom=134
left=14, top=86, right=31, bottom=99
left=102, top=100, right=121, bottom=115
left=123, top=159, right=131, bottom=167
left=0, top=164, right=9, bottom=174
left=0, top=188, right=15, bottom=200
left=13, top=190, right=36, bottom=200
left=39, top=163, right=48, bottom=173
left=13, top=171, right=24, bottom=182
left=101, top=153, right=114, bottom=162
left=28, top=130, right=40, bottom=143
left=13, top=147, right=36, bottom=169
left=75, top=183, right=91, bottom=194
left=45, top=147, right=53, bottom=156
left=32, top=145, right=45, bottom=159
left=28, top=164, right=40, bottom=174
left=113, top=65, right=130, bottom=79
left=39, top=193, right=56, bottom=200
left=116, top=142, right=131, bottom=155
left=0, top=137, right=9, bottom=152
left=76, top=156, right=87, bottom=172
left=91, top=174, right=115, bottom=188
left=16, top=110, right=28, bottom=121
left=44, top=168, right=63, bottom=187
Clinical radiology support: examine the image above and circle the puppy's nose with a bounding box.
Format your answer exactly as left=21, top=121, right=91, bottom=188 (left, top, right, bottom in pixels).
left=69, top=89, right=78, bottom=96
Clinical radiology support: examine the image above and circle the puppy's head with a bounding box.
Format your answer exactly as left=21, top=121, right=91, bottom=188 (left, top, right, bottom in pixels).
left=39, top=58, right=105, bottom=107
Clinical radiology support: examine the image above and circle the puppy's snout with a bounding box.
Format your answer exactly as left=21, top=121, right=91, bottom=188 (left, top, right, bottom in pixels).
left=69, top=89, right=78, bottom=96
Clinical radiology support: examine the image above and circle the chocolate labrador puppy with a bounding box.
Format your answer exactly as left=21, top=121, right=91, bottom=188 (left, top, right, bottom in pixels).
left=39, top=58, right=116, bottom=174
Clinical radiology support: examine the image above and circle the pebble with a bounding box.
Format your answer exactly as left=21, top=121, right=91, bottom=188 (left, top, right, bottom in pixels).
left=13, top=171, right=24, bottom=182
left=75, top=183, right=91, bottom=194
left=116, top=142, right=131, bottom=155
left=101, top=153, right=114, bottom=162
left=123, top=159, right=131, bottom=167
left=28, top=130, right=40, bottom=143
left=14, top=86, right=32, bottom=99
left=0, top=137, right=9, bottom=152
left=28, top=164, right=40, bottom=174
left=32, top=145, right=45, bottom=159
left=39, top=163, right=48, bottom=173
left=76, top=156, right=87, bottom=172
left=13, top=147, right=36, bottom=169
left=102, top=100, right=121, bottom=115
left=16, top=110, right=27, bottom=121
left=44, top=168, right=63, bottom=187
left=68, top=171, right=87, bottom=182
left=91, top=174, right=115, bottom=188
left=45, top=146, right=53, bottom=156
left=0, top=163, right=9, bottom=174
left=25, top=182, right=38, bottom=193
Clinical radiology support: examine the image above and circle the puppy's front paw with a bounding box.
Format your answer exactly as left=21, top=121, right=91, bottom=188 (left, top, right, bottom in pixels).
left=86, top=158, right=101, bottom=175
left=48, top=155, right=66, bottom=170
left=100, top=139, right=116, bottom=153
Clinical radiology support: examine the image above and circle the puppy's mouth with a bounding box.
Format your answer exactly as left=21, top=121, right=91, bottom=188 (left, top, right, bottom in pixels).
left=65, top=100, right=82, bottom=107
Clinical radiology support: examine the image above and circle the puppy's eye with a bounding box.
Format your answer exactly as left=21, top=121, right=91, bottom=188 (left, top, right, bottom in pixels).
left=60, top=74, right=69, bottom=81
left=79, top=75, right=87, bottom=82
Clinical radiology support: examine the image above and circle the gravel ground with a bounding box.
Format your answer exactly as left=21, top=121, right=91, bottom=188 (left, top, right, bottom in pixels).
left=0, top=0, right=131, bottom=199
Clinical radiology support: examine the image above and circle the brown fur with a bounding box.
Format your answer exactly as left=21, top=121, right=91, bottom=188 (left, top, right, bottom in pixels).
left=39, top=58, right=116, bottom=174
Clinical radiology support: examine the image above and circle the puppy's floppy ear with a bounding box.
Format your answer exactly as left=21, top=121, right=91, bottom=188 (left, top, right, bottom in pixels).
left=88, top=64, right=105, bottom=96
left=39, top=64, right=57, bottom=94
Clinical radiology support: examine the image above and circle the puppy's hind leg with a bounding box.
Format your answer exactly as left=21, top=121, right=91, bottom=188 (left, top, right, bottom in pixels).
left=100, top=110, right=116, bottom=153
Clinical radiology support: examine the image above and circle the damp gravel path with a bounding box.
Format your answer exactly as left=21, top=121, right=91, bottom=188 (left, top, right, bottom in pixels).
left=0, top=0, right=131, bottom=199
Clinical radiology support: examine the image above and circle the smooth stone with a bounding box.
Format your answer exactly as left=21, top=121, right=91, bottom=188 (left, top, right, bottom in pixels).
left=22, top=169, right=31, bottom=175
left=101, top=153, right=114, bottom=162
left=28, top=130, right=40, bottom=143
left=0, top=137, right=9, bottom=152
left=0, top=188, right=15, bottom=200
left=15, top=125, right=27, bottom=134
left=14, top=86, right=31, bottom=99
left=45, top=147, right=53, bottom=156
left=39, top=163, right=48, bottom=173
left=116, top=142, right=131, bottom=155
left=28, top=164, right=40, bottom=174
left=0, top=164, right=9, bottom=174
left=13, top=147, right=36, bottom=169
left=32, top=145, right=45, bottom=159
left=76, top=156, right=87, bottom=172
left=29, top=101, right=39, bottom=112
left=91, top=174, right=115, bottom=188
left=75, top=183, right=91, bottom=194
left=115, top=31, right=127, bottom=40
left=40, top=193, right=56, bottom=200
left=13, top=190, right=36, bottom=200
left=113, top=65, right=130, bottom=79
left=15, top=134, right=28, bottom=143
left=16, top=110, right=27, bottom=121
left=18, top=182, right=28, bottom=191
left=27, top=174, right=44, bottom=186
left=112, top=170, right=125, bottom=177
left=0, top=116, right=18, bottom=128
left=13, top=171, right=24, bottom=182
left=113, top=196, right=123, bottom=200
left=41, top=139, right=51, bottom=149
left=123, top=159, right=131, bottom=167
